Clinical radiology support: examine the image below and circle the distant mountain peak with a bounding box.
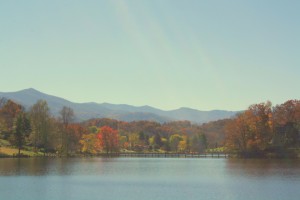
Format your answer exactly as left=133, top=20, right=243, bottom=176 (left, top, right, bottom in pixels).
left=178, top=107, right=196, bottom=110
left=21, top=88, right=41, bottom=93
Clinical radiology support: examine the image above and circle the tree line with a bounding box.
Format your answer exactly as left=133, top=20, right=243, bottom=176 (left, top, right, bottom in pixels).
left=2, top=98, right=298, bottom=157
left=0, top=98, right=208, bottom=156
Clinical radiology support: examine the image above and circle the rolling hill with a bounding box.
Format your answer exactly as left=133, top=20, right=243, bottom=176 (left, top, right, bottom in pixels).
left=0, top=88, right=237, bottom=123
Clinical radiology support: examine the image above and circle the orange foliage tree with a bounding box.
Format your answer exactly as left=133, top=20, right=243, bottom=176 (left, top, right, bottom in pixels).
left=0, top=100, right=23, bottom=138
left=272, top=100, right=300, bottom=147
left=225, top=101, right=273, bottom=155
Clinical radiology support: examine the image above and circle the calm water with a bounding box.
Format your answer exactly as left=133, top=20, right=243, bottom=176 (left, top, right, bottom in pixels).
left=0, top=158, right=300, bottom=200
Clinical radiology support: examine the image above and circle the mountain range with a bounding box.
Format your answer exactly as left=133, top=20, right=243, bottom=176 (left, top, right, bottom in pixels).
left=0, top=88, right=238, bottom=123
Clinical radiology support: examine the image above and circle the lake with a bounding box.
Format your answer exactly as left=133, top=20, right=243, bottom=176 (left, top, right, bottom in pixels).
left=0, top=157, right=300, bottom=200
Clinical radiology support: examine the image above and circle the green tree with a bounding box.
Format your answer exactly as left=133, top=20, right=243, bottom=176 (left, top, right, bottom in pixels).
left=29, top=100, right=52, bottom=154
left=59, top=106, right=75, bottom=155
left=161, top=137, right=170, bottom=151
left=138, top=131, right=145, bottom=142
left=191, top=133, right=207, bottom=153
left=88, top=126, right=98, bottom=134
left=153, top=133, right=162, bottom=150
left=11, top=112, right=31, bottom=155
left=169, top=134, right=183, bottom=152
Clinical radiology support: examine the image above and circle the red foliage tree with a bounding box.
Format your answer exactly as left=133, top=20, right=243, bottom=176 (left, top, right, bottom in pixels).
left=97, top=126, right=119, bottom=154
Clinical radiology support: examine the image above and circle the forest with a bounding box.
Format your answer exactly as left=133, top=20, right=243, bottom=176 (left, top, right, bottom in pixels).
left=0, top=98, right=299, bottom=158
left=225, top=100, right=300, bottom=157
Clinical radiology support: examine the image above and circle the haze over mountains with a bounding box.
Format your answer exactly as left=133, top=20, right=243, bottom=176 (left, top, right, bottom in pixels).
left=0, top=88, right=237, bottom=123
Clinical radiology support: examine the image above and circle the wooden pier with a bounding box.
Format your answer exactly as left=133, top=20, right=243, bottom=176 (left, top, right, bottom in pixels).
left=98, top=152, right=228, bottom=158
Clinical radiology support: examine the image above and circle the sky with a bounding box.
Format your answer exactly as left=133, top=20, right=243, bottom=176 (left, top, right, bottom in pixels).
left=0, top=0, right=299, bottom=111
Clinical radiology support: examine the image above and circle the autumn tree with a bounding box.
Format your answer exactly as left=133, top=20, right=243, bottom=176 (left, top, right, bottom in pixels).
left=160, top=137, right=170, bottom=151
left=247, top=102, right=273, bottom=151
left=128, top=133, right=140, bottom=150
left=272, top=100, right=300, bottom=147
left=199, top=119, right=229, bottom=148
left=0, top=117, right=7, bottom=139
left=178, top=139, right=187, bottom=152
left=0, top=100, right=22, bottom=139
left=80, top=133, right=97, bottom=154
left=119, top=135, right=129, bottom=149
left=0, top=99, right=8, bottom=138
left=97, top=126, right=119, bottom=154
left=225, top=112, right=250, bottom=153
left=225, top=101, right=273, bottom=156
left=65, top=124, right=87, bottom=154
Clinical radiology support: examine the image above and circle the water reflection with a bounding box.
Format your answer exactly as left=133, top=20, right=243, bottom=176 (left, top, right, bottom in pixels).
left=1, top=157, right=300, bottom=178
left=0, top=157, right=124, bottom=176
left=1, top=158, right=72, bottom=176
left=1, top=158, right=300, bottom=200
left=225, top=159, right=300, bottom=180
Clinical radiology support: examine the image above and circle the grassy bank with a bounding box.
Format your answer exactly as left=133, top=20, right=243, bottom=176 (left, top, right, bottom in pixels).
left=0, top=147, right=42, bottom=157
left=0, top=139, right=44, bottom=158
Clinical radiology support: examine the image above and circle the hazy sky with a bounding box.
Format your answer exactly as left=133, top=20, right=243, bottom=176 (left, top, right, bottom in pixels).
left=0, top=0, right=299, bottom=111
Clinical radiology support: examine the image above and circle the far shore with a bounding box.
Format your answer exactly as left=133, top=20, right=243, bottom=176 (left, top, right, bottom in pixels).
left=1, top=147, right=299, bottom=159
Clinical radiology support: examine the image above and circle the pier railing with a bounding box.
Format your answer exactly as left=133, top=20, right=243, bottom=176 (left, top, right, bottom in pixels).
left=97, top=152, right=228, bottom=158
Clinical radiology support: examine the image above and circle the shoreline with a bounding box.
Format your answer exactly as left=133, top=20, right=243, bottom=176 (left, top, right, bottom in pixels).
left=1, top=152, right=299, bottom=159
